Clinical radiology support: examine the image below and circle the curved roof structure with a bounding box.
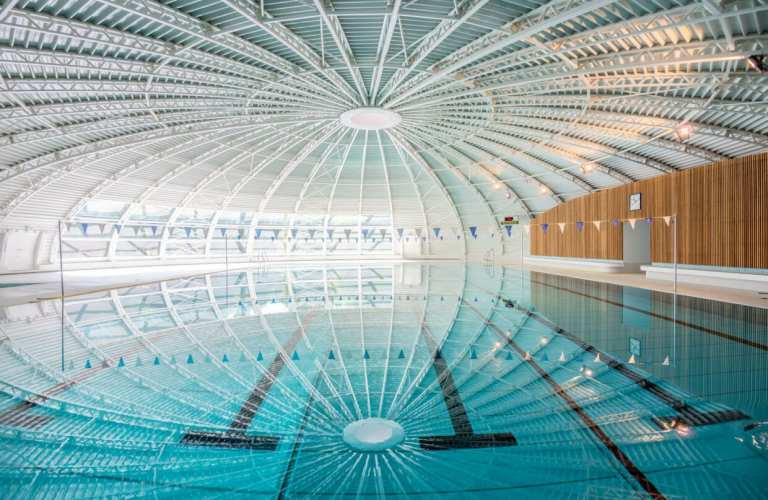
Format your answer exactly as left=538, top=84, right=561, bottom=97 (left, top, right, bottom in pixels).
left=1, top=0, right=767, bottom=254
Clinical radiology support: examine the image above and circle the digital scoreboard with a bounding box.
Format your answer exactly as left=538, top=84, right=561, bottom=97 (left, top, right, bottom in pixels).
left=501, top=216, right=519, bottom=225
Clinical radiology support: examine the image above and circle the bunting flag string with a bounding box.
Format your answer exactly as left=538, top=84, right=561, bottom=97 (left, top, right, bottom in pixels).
left=593, top=221, right=601, bottom=231
left=664, top=216, right=671, bottom=226
left=576, top=222, right=584, bottom=232
left=541, top=224, right=548, bottom=234
left=628, top=219, right=636, bottom=229
left=558, top=223, right=566, bottom=233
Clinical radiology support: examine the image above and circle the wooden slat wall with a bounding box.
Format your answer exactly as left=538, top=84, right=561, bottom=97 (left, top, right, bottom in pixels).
left=530, top=153, right=768, bottom=269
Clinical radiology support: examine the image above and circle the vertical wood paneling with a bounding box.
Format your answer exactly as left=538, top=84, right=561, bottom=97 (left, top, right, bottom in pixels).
left=531, top=153, right=768, bottom=269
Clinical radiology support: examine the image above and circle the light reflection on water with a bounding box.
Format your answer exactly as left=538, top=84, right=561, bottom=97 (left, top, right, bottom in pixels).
left=0, top=263, right=766, bottom=499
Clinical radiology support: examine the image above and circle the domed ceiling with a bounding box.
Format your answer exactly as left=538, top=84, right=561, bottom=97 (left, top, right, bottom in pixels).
left=0, top=0, right=767, bottom=241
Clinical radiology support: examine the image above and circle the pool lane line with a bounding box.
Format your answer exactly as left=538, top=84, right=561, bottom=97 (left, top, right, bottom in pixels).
left=0, top=326, right=182, bottom=429
left=530, top=277, right=768, bottom=352
left=452, top=295, right=668, bottom=500
left=180, top=309, right=321, bottom=450
left=450, top=271, right=750, bottom=428
left=277, top=345, right=332, bottom=500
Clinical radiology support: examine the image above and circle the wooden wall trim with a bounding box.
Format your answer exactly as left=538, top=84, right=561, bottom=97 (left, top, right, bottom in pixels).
left=530, top=153, right=768, bottom=269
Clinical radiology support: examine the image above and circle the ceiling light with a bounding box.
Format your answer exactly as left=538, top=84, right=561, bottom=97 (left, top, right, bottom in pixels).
left=747, top=55, right=766, bottom=74
left=541, top=337, right=548, bottom=345
left=675, top=126, right=691, bottom=141
left=505, top=191, right=511, bottom=199
left=540, top=186, right=548, bottom=194
left=495, top=341, right=501, bottom=348
left=585, top=368, right=593, bottom=376
left=493, top=182, right=501, bottom=190
left=581, top=163, right=594, bottom=174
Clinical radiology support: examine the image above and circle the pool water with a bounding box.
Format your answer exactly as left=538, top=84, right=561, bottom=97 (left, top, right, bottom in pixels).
left=0, top=263, right=766, bottom=499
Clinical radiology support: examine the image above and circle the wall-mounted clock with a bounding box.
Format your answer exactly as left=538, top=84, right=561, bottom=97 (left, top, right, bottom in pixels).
left=629, top=193, right=641, bottom=211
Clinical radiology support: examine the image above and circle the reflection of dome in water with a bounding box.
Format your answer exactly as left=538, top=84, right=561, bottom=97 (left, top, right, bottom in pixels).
left=343, top=418, right=405, bottom=451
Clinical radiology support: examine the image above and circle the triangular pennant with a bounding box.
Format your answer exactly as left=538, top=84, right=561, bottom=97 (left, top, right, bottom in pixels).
left=397, top=228, right=404, bottom=239
left=167, top=226, right=174, bottom=237
left=187, top=354, right=194, bottom=364
left=65, top=222, right=72, bottom=232
left=628, top=354, right=636, bottom=364
left=524, top=351, right=531, bottom=360
left=629, top=219, right=636, bottom=229
left=327, top=229, right=333, bottom=239
left=220, top=228, right=227, bottom=237
left=593, top=221, right=601, bottom=231
left=202, top=227, right=209, bottom=238
left=238, top=228, right=245, bottom=239
left=344, top=229, right=352, bottom=241
left=81, top=222, right=88, bottom=234
left=149, top=225, right=158, bottom=235
left=184, top=227, right=192, bottom=237
left=663, top=356, right=670, bottom=365
left=117, top=357, right=125, bottom=367
left=291, top=229, right=298, bottom=239
left=559, top=351, right=566, bottom=361
left=115, top=224, right=122, bottom=234
left=255, top=228, right=262, bottom=239
left=487, top=226, right=494, bottom=237
left=135, top=356, right=143, bottom=367
left=68, top=360, right=74, bottom=370
left=451, top=227, right=458, bottom=240
left=645, top=357, right=652, bottom=365
left=576, top=222, right=584, bottom=232
left=433, top=228, right=440, bottom=238
left=329, top=350, right=336, bottom=360
left=434, top=349, right=442, bottom=360
left=523, top=225, right=530, bottom=235
left=239, top=352, right=247, bottom=362
left=398, top=349, right=405, bottom=359
left=170, top=355, right=176, bottom=365
left=611, top=220, right=618, bottom=228
left=362, top=229, right=369, bottom=239
left=645, top=218, right=652, bottom=225
left=594, top=353, right=600, bottom=362
left=505, top=225, right=512, bottom=237
left=204, top=354, right=211, bottom=363
left=541, top=352, right=549, bottom=361
left=380, top=228, right=387, bottom=239
left=505, top=351, right=513, bottom=360
left=541, top=224, right=548, bottom=234
left=98, top=224, right=106, bottom=234
left=363, top=350, right=370, bottom=359
left=469, top=227, right=477, bottom=239
left=84, top=359, right=92, bottom=369
left=154, top=356, right=160, bottom=365
left=308, top=229, right=316, bottom=239
left=558, top=223, right=566, bottom=233
left=257, top=351, right=264, bottom=361
left=292, top=351, right=300, bottom=360
left=664, top=216, right=671, bottom=226
left=470, top=350, right=477, bottom=360
left=222, top=354, right=229, bottom=363
left=415, top=228, right=423, bottom=239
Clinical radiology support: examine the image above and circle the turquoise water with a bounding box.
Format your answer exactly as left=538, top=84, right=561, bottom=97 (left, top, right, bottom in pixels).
left=0, top=263, right=766, bottom=499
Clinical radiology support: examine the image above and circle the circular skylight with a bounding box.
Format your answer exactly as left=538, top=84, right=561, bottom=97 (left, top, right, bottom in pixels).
left=339, top=108, right=402, bottom=130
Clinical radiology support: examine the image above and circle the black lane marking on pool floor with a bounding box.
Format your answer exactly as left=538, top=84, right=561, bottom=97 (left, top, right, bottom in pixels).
left=418, top=320, right=517, bottom=451
left=277, top=347, right=330, bottom=500
left=516, top=304, right=750, bottom=428
left=180, top=309, right=321, bottom=451
left=454, top=296, right=668, bottom=500
left=0, top=329, right=179, bottom=429
left=531, top=277, right=768, bottom=352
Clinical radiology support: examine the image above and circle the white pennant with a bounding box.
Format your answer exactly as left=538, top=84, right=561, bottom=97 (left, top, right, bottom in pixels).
left=664, top=216, right=671, bottom=226
left=487, top=226, right=494, bottom=236
left=523, top=225, right=530, bottom=235
left=593, top=221, right=601, bottom=231
left=524, top=351, right=531, bottom=361
left=451, top=227, right=458, bottom=238
left=558, top=223, right=566, bottom=233
left=594, top=353, right=600, bottom=362
left=628, top=219, right=636, bottom=229
left=415, top=228, right=423, bottom=239
left=558, top=351, right=566, bottom=362
left=628, top=354, right=636, bottom=364
left=663, top=356, right=670, bottom=366
left=98, top=224, right=106, bottom=234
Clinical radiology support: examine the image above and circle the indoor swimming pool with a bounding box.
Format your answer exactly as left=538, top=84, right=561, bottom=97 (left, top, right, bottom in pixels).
left=0, top=263, right=766, bottom=499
